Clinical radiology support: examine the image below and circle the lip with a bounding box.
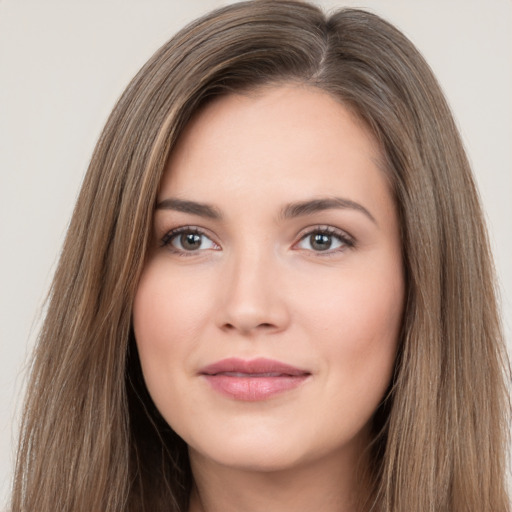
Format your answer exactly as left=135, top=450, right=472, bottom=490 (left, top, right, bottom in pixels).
left=199, top=357, right=311, bottom=401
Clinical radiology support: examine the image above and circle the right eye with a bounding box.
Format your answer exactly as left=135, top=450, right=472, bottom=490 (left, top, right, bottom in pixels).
left=161, top=227, right=219, bottom=254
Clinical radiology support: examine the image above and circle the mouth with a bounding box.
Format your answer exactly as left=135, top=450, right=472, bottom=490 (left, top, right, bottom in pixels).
left=199, top=358, right=311, bottom=401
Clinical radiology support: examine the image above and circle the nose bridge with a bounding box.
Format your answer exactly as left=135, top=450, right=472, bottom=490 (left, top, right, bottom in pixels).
left=218, top=238, right=288, bottom=333
left=230, top=242, right=271, bottom=301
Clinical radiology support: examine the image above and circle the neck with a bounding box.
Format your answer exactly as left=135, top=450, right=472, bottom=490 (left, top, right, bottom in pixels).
left=187, top=443, right=371, bottom=512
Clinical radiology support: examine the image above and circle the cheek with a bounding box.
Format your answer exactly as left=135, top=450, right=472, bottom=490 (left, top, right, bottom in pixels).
left=133, top=273, right=176, bottom=359
left=132, top=268, right=172, bottom=400
left=301, top=261, right=403, bottom=337
left=299, top=259, right=403, bottom=392
left=133, top=260, right=211, bottom=351
left=131, top=260, right=212, bottom=434
left=131, top=261, right=207, bottom=398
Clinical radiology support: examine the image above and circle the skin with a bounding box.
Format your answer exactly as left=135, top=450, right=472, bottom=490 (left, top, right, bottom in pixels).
left=132, top=85, right=404, bottom=512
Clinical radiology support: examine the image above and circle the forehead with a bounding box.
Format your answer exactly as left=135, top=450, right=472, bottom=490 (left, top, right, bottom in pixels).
left=160, top=84, right=389, bottom=209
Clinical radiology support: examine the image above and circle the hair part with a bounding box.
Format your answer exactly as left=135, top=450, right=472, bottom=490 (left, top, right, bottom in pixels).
left=11, top=1, right=510, bottom=511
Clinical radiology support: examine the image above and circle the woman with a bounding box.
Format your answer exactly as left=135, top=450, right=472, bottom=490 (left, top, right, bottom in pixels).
left=10, top=1, right=510, bottom=511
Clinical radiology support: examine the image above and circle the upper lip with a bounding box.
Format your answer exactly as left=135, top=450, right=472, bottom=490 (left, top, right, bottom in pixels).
left=199, top=357, right=310, bottom=377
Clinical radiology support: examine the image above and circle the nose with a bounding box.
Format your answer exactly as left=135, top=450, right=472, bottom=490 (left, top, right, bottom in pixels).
left=215, top=248, right=290, bottom=335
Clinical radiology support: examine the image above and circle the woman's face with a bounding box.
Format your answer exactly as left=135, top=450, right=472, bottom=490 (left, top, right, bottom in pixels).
left=133, top=85, right=404, bottom=473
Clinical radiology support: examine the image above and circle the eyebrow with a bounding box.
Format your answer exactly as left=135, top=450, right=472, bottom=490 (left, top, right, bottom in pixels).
left=155, top=196, right=376, bottom=224
left=280, top=197, right=377, bottom=224
left=156, top=198, right=222, bottom=219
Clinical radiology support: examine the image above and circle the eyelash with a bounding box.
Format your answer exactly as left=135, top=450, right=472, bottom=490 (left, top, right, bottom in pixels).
left=160, top=226, right=219, bottom=257
left=295, top=225, right=355, bottom=255
left=160, top=225, right=355, bottom=256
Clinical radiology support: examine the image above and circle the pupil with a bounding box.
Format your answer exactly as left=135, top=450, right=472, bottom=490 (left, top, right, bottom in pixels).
left=311, top=233, right=331, bottom=251
left=181, top=233, right=201, bottom=250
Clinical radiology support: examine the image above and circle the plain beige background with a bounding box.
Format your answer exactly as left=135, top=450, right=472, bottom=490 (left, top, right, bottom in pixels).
left=1, top=0, right=511, bottom=506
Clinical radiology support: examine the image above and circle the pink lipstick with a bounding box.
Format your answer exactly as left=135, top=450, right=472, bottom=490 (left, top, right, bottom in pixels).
left=199, top=358, right=310, bottom=401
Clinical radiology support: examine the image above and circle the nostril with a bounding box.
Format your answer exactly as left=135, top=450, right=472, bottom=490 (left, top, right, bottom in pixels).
left=221, top=321, right=277, bottom=333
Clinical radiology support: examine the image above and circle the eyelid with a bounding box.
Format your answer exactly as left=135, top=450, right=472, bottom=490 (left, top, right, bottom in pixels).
left=293, top=225, right=355, bottom=253
left=158, top=224, right=355, bottom=256
left=160, top=225, right=221, bottom=255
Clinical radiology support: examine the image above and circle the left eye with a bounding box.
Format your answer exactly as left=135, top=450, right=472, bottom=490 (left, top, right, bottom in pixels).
left=165, top=230, right=218, bottom=252
left=296, top=230, right=351, bottom=252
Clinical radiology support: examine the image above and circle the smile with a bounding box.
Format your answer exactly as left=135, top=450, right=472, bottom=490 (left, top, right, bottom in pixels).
left=199, top=358, right=311, bottom=401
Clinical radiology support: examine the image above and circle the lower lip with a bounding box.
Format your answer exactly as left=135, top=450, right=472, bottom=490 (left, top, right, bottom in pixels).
left=203, top=374, right=309, bottom=401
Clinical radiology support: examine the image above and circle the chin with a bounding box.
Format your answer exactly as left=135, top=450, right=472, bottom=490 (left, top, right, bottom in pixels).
left=190, top=444, right=307, bottom=473
left=185, top=424, right=307, bottom=470
left=185, top=423, right=362, bottom=476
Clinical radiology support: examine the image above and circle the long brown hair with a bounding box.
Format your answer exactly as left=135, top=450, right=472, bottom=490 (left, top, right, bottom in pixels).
left=11, top=1, right=510, bottom=511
